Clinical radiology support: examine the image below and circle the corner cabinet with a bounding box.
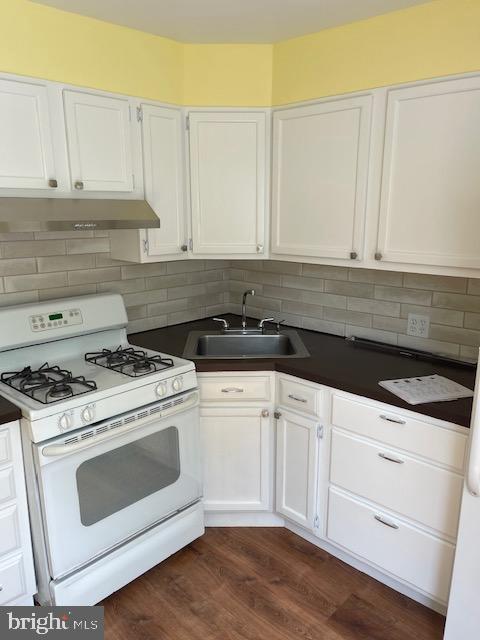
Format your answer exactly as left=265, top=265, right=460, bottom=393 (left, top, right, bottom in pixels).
left=110, top=104, right=188, bottom=262
left=188, top=111, right=268, bottom=257
left=271, top=95, right=372, bottom=262
left=374, top=75, right=480, bottom=269
left=200, top=406, right=273, bottom=511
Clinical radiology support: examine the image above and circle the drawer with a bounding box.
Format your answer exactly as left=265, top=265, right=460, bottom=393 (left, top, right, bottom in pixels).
left=277, top=377, right=321, bottom=417
left=331, top=430, right=463, bottom=537
left=0, top=505, right=21, bottom=557
left=0, top=467, right=15, bottom=506
left=332, top=394, right=467, bottom=471
left=199, top=375, right=271, bottom=403
left=0, top=427, right=12, bottom=466
left=327, top=488, right=455, bottom=602
left=0, top=554, right=26, bottom=605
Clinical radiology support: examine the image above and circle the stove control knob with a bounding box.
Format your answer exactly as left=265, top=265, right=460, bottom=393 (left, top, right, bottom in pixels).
left=81, top=405, right=95, bottom=424
left=155, top=382, right=167, bottom=398
left=58, top=413, right=72, bottom=432
left=172, top=377, right=183, bottom=393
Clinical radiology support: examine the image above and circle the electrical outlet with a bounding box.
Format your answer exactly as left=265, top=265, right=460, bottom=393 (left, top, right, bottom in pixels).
left=407, top=313, right=430, bottom=338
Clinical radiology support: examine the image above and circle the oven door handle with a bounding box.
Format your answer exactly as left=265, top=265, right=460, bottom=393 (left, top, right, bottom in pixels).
left=41, top=391, right=199, bottom=458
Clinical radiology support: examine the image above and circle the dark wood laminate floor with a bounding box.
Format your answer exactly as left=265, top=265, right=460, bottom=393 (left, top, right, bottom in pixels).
left=102, top=528, right=445, bottom=640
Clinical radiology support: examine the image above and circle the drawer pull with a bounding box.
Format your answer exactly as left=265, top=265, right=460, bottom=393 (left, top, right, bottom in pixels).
left=378, top=452, right=405, bottom=465
left=380, top=414, right=406, bottom=425
left=374, top=515, right=399, bottom=530
left=288, top=394, right=307, bottom=403
left=221, top=387, right=244, bottom=393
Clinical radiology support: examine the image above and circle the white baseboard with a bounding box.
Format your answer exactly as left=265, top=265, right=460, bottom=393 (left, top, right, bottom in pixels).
left=205, top=511, right=285, bottom=527
left=284, top=520, right=447, bottom=615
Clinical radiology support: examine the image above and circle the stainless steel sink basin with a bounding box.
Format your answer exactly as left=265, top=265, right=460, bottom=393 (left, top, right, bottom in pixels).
left=183, top=330, right=310, bottom=359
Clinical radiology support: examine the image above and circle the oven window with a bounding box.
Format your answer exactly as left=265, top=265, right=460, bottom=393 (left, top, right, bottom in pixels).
left=76, top=427, right=181, bottom=526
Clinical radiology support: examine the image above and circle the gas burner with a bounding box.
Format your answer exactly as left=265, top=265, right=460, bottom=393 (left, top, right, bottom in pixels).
left=0, top=363, right=97, bottom=405
left=47, top=383, right=73, bottom=401
left=85, top=347, right=174, bottom=378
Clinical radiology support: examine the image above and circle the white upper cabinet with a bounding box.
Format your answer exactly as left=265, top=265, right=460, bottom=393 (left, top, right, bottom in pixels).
left=375, top=75, right=480, bottom=269
left=63, top=90, right=135, bottom=193
left=142, top=104, right=186, bottom=258
left=271, top=95, right=372, bottom=261
left=0, top=78, right=57, bottom=190
left=188, top=111, right=267, bottom=256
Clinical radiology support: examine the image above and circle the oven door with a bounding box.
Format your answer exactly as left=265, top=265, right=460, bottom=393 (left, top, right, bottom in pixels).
left=33, top=391, right=202, bottom=580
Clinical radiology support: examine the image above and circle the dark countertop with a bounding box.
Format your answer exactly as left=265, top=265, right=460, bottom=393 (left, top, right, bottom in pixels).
left=0, top=395, right=22, bottom=426
left=130, top=314, right=477, bottom=429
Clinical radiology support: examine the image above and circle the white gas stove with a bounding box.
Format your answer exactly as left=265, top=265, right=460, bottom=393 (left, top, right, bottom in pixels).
left=0, top=294, right=204, bottom=606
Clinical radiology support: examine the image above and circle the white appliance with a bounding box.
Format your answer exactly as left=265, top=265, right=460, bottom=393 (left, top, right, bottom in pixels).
left=444, top=349, right=480, bottom=639
left=0, top=294, right=204, bottom=606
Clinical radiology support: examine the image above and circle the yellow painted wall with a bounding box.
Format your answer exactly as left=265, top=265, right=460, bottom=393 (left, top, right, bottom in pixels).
left=183, top=44, right=272, bottom=106
left=0, top=0, right=184, bottom=103
left=1, top=0, right=480, bottom=107
left=272, top=0, right=480, bottom=105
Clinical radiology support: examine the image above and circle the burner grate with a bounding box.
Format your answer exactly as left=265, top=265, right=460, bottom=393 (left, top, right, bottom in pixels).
left=0, top=363, right=97, bottom=405
left=85, top=346, right=174, bottom=377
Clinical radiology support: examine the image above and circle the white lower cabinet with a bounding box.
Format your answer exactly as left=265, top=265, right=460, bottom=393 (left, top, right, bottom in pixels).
left=200, top=406, right=273, bottom=511
left=0, top=421, right=36, bottom=605
left=200, top=371, right=465, bottom=608
left=327, top=488, right=455, bottom=603
left=275, top=409, right=320, bottom=529
left=330, top=429, right=463, bottom=538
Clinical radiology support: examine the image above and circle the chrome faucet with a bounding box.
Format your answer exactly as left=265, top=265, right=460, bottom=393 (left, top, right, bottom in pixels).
left=241, top=289, right=255, bottom=329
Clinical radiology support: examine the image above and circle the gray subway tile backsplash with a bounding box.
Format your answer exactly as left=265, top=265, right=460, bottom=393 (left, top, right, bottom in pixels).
left=0, top=234, right=478, bottom=362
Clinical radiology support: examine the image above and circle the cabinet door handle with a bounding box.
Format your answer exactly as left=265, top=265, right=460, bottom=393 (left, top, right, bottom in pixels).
left=288, top=394, right=307, bottom=403
left=378, top=452, right=405, bottom=465
left=261, top=409, right=269, bottom=418
left=74, top=180, right=84, bottom=190
left=48, top=178, right=58, bottom=188
left=380, top=414, right=406, bottom=425
left=221, top=387, right=244, bottom=393
left=374, top=515, right=399, bottom=530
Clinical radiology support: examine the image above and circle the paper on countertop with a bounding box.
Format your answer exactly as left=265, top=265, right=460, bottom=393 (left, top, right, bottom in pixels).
left=379, top=374, right=474, bottom=405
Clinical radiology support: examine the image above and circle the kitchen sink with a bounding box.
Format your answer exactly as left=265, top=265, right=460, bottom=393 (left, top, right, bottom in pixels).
left=183, top=329, right=310, bottom=359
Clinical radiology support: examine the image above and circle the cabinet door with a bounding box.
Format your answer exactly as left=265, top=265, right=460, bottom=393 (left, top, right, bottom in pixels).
left=188, top=111, right=266, bottom=255
left=200, top=406, right=272, bottom=511
left=63, top=90, right=134, bottom=192
left=142, top=105, right=186, bottom=258
left=276, top=410, right=319, bottom=528
left=0, top=78, right=57, bottom=190
left=271, top=96, right=372, bottom=260
left=376, top=75, right=480, bottom=268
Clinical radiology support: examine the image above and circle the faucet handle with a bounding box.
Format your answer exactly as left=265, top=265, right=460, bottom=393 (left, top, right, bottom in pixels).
left=276, top=319, right=285, bottom=333
left=258, top=317, right=275, bottom=331
left=213, top=317, right=230, bottom=331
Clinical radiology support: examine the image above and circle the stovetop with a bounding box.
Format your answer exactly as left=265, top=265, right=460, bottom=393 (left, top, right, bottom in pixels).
left=0, top=346, right=177, bottom=406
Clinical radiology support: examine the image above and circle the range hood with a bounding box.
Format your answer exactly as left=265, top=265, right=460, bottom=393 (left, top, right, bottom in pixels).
left=0, top=198, right=160, bottom=232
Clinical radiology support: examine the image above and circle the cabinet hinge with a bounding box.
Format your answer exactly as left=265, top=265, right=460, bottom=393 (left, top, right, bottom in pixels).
left=136, top=106, right=143, bottom=122
left=142, top=238, right=149, bottom=254
left=313, top=515, right=320, bottom=529
left=185, top=115, right=190, bottom=131
left=316, top=424, right=324, bottom=439
left=188, top=238, right=193, bottom=251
